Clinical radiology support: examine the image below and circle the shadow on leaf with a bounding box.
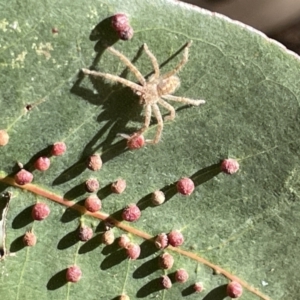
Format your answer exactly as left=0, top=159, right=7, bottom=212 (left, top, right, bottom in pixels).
left=202, top=284, right=227, bottom=300
left=64, top=182, right=87, bottom=200
left=191, top=162, right=222, bottom=187
left=57, top=228, right=79, bottom=250
left=78, top=234, right=101, bottom=254
left=12, top=205, right=34, bottom=229
left=181, top=284, right=196, bottom=297
left=137, top=162, right=222, bottom=209
left=139, top=239, right=157, bottom=259
left=132, top=256, right=159, bottom=279
left=136, top=277, right=163, bottom=298
left=9, top=235, right=25, bottom=252
left=47, top=268, right=68, bottom=290
left=97, top=182, right=113, bottom=200
left=60, top=205, right=82, bottom=223
left=101, top=238, right=120, bottom=255
left=100, top=248, right=127, bottom=270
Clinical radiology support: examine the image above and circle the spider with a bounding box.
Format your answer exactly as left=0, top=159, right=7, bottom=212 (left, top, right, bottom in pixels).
left=82, top=41, right=205, bottom=144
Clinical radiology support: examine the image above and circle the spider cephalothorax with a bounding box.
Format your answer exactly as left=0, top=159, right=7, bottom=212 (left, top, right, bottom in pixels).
left=82, top=41, right=205, bottom=144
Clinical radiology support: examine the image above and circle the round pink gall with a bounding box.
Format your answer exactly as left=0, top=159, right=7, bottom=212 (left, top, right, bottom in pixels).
left=84, top=194, right=102, bottom=212
left=79, top=225, right=93, bottom=241
left=127, top=134, right=145, bottom=150
left=87, top=154, right=102, bottom=171
left=126, top=243, right=141, bottom=260
left=161, top=275, right=172, bottom=289
left=66, top=265, right=82, bottom=283
left=34, top=156, right=51, bottom=171
left=122, top=203, right=141, bottom=222
left=221, top=159, right=239, bottom=175
left=176, top=177, right=195, bottom=195
left=111, top=178, right=126, bottom=194
left=15, top=169, right=33, bottom=185
left=154, top=233, right=169, bottom=249
left=32, top=203, right=50, bottom=221
left=168, top=230, right=184, bottom=247
left=158, top=252, right=174, bottom=270
left=51, top=141, right=66, bottom=156
left=175, top=268, right=189, bottom=283
left=227, top=281, right=243, bottom=298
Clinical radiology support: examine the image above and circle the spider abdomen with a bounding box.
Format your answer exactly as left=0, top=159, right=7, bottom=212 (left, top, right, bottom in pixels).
left=157, top=76, right=180, bottom=96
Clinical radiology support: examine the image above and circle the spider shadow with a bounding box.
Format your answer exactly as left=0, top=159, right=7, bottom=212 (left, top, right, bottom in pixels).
left=57, top=44, right=145, bottom=186
left=59, top=26, right=194, bottom=186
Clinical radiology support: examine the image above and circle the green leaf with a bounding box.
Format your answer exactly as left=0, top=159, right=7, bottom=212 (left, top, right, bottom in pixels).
left=0, top=0, right=299, bottom=299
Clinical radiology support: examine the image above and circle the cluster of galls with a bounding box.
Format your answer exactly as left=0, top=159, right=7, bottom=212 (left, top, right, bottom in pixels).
left=22, top=203, right=51, bottom=247
left=14, top=141, right=67, bottom=185
left=15, top=136, right=240, bottom=299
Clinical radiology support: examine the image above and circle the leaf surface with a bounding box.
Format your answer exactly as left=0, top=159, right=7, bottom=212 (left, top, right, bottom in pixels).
left=1, top=0, right=300, bottom=299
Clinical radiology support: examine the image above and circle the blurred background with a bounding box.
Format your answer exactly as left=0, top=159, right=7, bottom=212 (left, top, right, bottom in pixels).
left=182, top=0, right=300, bottom=54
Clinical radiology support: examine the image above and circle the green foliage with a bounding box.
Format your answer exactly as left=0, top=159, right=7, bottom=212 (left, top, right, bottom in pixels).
left=1, top=0, right=300, bottom=299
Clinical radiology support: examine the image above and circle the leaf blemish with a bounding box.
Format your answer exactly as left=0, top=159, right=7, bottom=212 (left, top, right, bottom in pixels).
left=32, top=42, right=53, bottom=60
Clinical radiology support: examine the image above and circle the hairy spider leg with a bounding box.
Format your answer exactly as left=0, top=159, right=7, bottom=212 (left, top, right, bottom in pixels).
left=138, top=104, right=152, bottom=134
left=143, top=43, right=160, bottom=79
left=162, top=94, right=205, bottom=106
left=150, top=103, right=164, bottom=144
left=158, top=98, right=176, bottom=121
left=106, top=46, right=146, bottom=85
left=81, top=69, right=143, bottom=93
left=162, top=41, right=192, bottom=79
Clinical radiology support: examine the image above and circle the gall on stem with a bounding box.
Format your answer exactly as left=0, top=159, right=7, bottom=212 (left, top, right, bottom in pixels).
left=126, top=243, right=141, bottom=260
left=168, top=230, right=184, bottom=247
left=161, top=275, right=172, bottom=289
left=66, top=265, right=82, bottom=283
left=15, top=169, right=33, bottom=185
left=227, top=281, right=243, bottom=298
left=84, top=194, right=102, bottom=212
left=122, top=203, right=141, bottom=222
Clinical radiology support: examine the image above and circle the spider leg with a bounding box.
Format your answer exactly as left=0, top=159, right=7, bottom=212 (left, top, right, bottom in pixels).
left=106, top=46, right=146, bottom=85
left=137, top=104, right=152, bottom=134
left=147, top=103, right=163, bottom=144
left=143, top=44, right=160, bottom=79
left=158, top=98, right=175, bottom=121
left=162, top=41, right=192, bottom=79
left=82, top=68, right=143, bottom=93
left=162, top=94, right=205, bottom=106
